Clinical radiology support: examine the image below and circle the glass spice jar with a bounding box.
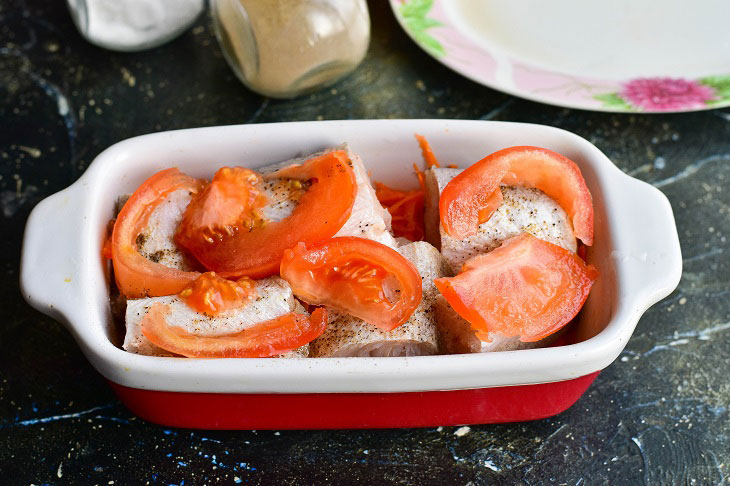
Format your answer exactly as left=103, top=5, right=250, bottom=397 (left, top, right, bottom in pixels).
left=211, top=0, right=370, bottom=99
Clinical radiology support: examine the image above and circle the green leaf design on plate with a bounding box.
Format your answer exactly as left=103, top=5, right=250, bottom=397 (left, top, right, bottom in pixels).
left=593, top=92, right=634, bottom=110
left=700, top=76, right=730, bottom=105
left=404, top=16, right=442, bottom=32
left=400, top=0, right=436, bottom=19
left=399, top=0, right=445, bottom=57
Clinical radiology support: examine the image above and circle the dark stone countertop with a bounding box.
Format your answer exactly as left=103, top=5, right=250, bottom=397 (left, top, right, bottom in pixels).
left=1, top=1, right=728, bottom=484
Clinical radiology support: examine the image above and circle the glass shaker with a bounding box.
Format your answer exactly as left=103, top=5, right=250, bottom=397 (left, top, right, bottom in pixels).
left=67, top=0, right=205, bottom=52
left=211, top=0, right=370, bottom=99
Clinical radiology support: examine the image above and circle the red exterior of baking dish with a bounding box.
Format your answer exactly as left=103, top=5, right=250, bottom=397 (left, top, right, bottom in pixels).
left=109, top=372, right=599, bottom=429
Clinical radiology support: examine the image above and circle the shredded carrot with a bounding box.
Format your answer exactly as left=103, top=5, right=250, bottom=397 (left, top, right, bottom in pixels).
left=373, top=134, right=443, bottom=241
left=374, top=181, right=426, bottom=242
left=415, top=134, right=440, bottom=168
left=413, top=162, right=426, bottom=192
left=446, top=164, right=459, bottom=169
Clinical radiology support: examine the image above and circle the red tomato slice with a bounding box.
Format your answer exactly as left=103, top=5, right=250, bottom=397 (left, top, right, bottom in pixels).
left=180, top=272, right=257, bottom=317
left=434, top=233, right=598, bottom=342
left=112, top=168, right=204, bottom=298
left=141, top=304, right=328, bottom=358
left=280, top=237, right=423, bottom=331
left=440, top=146, right=594, bottom=245
left=176, top=167, right=267, bottom=246
left=177, top=150, right=357, bottom=279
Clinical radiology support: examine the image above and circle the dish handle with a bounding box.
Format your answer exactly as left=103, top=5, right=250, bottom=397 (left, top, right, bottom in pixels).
left=20, top=184, right=92, bottom=327
left=610, top=176, right=683, bottom=310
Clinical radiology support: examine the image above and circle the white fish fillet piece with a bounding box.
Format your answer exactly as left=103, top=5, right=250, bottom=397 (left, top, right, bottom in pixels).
left=425, top=168, right=575, bottom=353
left=433, top=295, right=550, bottom=354
left=134, top=189, right=196, bottom=271
left=123, top=277, right=309, bottom=358
left=309, top=241, right=448, bottom=357
left=259, top=178, right=307, bottom=222
left=259, top=146, right=397, bottom=248
left=424, top=168, right=577, bottom=274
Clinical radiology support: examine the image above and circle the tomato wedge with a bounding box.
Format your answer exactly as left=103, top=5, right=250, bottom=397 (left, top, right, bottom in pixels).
left=440, top=146, right=594, bottom=245
left=176, top=167, right=267, bottom=247
left=280, top=237, right=422, bottom=331
left=434, top=233, right=598, bottom=342
left=141, top=304, right=328, bottom=358
left=177, top=150, right=357, bottom=279
left=180, top=272, right=257, bottom=317
left=112, top=168, right=204, bottom=298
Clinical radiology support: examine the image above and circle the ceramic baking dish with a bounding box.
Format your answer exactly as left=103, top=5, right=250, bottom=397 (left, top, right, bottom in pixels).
left=20, top=120, right=682, bottom=429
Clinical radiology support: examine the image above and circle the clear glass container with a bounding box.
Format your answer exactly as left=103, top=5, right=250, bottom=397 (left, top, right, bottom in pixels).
left=211, top=0, right=370, bottom=99
left=67, top=0, right=204, bottom=52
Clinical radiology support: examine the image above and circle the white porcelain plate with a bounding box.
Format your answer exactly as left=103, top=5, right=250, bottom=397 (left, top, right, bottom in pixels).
left=390, top=0, right=730, bottom=113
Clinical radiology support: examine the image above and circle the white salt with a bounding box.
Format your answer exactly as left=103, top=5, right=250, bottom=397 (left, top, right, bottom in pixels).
left=68, top=0, right=204, bottom=51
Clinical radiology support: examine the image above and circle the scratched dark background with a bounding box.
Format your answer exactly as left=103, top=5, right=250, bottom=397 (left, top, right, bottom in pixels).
left=1, top=1, right=729, bottom=485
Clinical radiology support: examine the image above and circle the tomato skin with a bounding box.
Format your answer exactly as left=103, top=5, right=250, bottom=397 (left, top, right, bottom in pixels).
left=434, top=233, right=598, bottom=342
left=180, top=150, right=357, bottom=279
left=440, top=146, right=594, bottom=246
left=111, top=168, right=204, bottom=298
left=280, top=237, right=423, bottom=331
left=141, top=305, right=328, bottom=358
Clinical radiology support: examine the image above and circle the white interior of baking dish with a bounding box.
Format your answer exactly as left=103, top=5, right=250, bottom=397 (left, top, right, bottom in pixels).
left=20, top=120, right=681, bottom=393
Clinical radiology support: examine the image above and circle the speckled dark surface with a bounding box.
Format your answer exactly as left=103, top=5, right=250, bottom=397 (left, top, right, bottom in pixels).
left=2, top=1, right=729, bottom=484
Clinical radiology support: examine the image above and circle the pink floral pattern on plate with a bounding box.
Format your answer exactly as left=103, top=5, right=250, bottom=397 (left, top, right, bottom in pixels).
left=391, top=0, right=730, bottom=113
left=595, top=77, right=730, bottom=111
